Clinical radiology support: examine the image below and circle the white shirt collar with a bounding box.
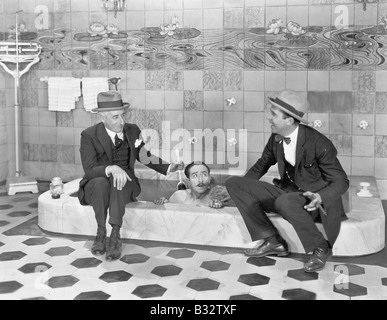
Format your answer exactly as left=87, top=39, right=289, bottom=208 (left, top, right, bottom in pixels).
left=285, top=125, right=299, bottom=143
left=104, top=126, right=124, bottom=143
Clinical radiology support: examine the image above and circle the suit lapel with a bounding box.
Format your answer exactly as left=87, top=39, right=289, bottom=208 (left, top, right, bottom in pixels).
left=97, top=123, right=113, bottom=164
left=123, top=124, right=136, bottom=166
left=276, top=138, right=286, bottom=178
left=295, top=125, right=306, bottom=170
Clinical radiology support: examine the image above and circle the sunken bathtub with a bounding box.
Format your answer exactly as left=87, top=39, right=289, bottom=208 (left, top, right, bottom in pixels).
left=38, top=168, right=385, bottom=257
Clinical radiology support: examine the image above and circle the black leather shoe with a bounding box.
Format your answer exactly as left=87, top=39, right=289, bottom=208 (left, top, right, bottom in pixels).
left=244, top=238, right=289, bottom=258
left=106, top=227, right=122, bottom=262
left=304, top=246, right=332, bottom=273
left=91, top=227, right=106, bottom=256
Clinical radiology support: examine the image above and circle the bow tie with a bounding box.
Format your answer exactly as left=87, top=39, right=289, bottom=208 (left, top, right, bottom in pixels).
left=275, top=135, right=291, bottom=145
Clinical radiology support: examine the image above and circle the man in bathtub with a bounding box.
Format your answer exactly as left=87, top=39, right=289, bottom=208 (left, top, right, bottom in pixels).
left=78, top=91, right=183, bottom=262
left=154, top=161, right=231, bottom=209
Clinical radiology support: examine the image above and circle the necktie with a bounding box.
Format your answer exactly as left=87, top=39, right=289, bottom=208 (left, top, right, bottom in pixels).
left=114, top=134, right=123, bottom=148
left=275, top=134, right=291, bottom=145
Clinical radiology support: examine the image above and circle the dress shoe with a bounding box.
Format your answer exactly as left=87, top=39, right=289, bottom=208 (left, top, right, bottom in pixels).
left=106, top=227, right=122, bottom=262
left=91, top=226, right=106, bottom=256
left=244, top=237, right=289, bottom=258
left=304, top=246, right=332, bottom=273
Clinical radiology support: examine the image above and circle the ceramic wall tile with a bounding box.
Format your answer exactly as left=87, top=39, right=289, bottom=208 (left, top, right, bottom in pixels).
left=330, top=92, right=353, bottom=113
left=146, top=91, right=165, bottom=109
left=245, top=7, right=265, bottom=28
left=353, top=71, right=376, bottom=92
left=165, top=91, right=184, bottom=110
left=352, top=136, right=375, bottom=157
left=352, top=114, right=375, bottom=136
left=353, top=92, right=375, bottom=114
left=57, top=145, right=75, bottom=164
left=352, top=157, right=375, bottom=176
left=184, top=91, right=204, bottom=110
left=375, top=136, right=387, bottom=158
left=375, top=92, right=387, bottom=113
left=329, top=114, right=352, bottom=134
left=41, top=144, right=58, bottom=162
left=224, top=71, right=243, bottom=91
left=203, top=71, right=224, bottom=91
left=183, top=111, right=204, bottom=130
left=23, top=144, right=40, bottom=162
left=146, top=71, right=165, bottom=90
left=330, top=134, right=352, bottom=156
left=203, top=111, right=224, bottom=129
left=225, top=8, right=244, bottom=29
left=56, top=112, right=74, bottom=127
left=165, top=71, right=184, bottom=90
left=375, top=114, right=387, bottom=135
left=308, top=92, right=330, bottom=113
left=204, top=91, right=225, bottom=111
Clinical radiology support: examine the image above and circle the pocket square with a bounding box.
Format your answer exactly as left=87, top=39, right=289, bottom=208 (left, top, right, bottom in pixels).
left=135, top=139, right=143, bottom=148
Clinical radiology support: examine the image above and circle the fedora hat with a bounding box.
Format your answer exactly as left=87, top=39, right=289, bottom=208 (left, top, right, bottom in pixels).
left=268, top=90, right=310, bottom=124
left=92, top=91, right=130, bottom=113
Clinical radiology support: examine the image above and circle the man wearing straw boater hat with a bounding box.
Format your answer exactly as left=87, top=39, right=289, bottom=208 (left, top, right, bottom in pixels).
left=78, top=91, right=183, bottom=261
left=226, top=89, right=349, bottom=273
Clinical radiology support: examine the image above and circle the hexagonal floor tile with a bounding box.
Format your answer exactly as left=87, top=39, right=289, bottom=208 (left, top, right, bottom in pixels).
left=201, top=260, right=231, bottom=272
left=333, top=282, right=368, bottom=298
left=0, top=241, right=4, bottom=247
left=187, top=278, right=220, bottom=291
left=8, top=211, right=32, bottom=218
left=71, top=257, right=102, bottom=269
left=120, top=253, right=150, bottom=265
left=287, top=269, right=319, bottom=281
left=229, top=294, right=262, bottom=300
left=46, top=275, right=79, bottom=289
left=23, top=237, right=51, bottom=246
left=0, top=204, right=14, bottom=210
left=0, top=281, right=23, bottom=294
left=282, top=288, right=316, bottom=300
left=0, top=251, right=26, bottom=262
left=132, top=284, right=167, bottom=299
left=247, top=256, right=277, bottom=267
left=334, top=264, right=365, bottom=276
left=18, top=262, right=52, bottom=274
left=151, top=265, right=183, bottom=277
left=382, top=278, right=387, bottom=286
left=12, top=197, right=33, bottom=203
left=0, top=221, right=10, bottom=227
left=99, top=271, right=132, bottom=283
left=167, top=249, right=196, bottom=259
left=74, top=291, right=111, bottom=300
left=28, top=202, right=38, bottom=209
left=238, top=273, right=270, bottom=286
left=45, top=246, right=75, bottom=257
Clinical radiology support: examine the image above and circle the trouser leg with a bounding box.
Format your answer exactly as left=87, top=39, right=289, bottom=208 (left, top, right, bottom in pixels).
left=274, top=192, right=326, bottom=253
left=84, top=177, right=140, bottom=228
left=225, top=176, right=285, bottom=241
left=84, top=177, right=110, bottom=228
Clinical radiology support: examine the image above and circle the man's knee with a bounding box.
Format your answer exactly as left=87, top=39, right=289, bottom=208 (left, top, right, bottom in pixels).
left=225, top=176, right=244, bottom=193
left=88, top=177, right=111, bottom=195
left=275, top=193, right=305, bottom=214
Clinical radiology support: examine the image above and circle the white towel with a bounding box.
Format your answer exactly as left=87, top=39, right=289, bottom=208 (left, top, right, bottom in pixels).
left=48, top=77, right=81, bottom=112
left=81, top=77, right=109, bottom=112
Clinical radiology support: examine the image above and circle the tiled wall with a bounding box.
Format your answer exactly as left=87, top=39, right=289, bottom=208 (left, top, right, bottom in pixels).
left=1, top=0, right=387, bottom=182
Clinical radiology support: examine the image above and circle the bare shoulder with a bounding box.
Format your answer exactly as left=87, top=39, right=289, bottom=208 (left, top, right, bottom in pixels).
left=169, top=190, right=189, bottom=203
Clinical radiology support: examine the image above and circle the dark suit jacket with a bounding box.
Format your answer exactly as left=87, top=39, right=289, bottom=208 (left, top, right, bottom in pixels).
left=78, top=122, right=170, bottom=205
left=245, top=124, right=349, bottom=246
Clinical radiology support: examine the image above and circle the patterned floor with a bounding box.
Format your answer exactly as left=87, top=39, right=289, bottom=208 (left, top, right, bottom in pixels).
left=1, top=185, right=387, bottom=301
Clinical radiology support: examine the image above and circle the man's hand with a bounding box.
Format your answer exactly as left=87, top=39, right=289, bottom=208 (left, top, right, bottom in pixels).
left=154, top=197, right=169, bottom=205
left=303, top=191, right=326, bottom=215
left=169, top=161, right=184, bottom=173
left=107, top=165, right=131, bottom=191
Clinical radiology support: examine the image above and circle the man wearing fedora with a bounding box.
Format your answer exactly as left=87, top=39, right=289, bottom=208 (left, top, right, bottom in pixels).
left=226, top=89, right=349, bottom=273
left=78, top=91, right=183, bottom=261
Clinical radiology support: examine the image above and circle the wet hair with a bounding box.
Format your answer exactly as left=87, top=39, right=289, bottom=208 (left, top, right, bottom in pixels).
left=184, top=161, right=211, bottom=179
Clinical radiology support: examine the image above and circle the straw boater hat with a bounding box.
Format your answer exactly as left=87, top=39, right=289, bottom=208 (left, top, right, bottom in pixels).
left=268, top=90, right=310, bottom=125
left=92, top=91, right=130, bottom=113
